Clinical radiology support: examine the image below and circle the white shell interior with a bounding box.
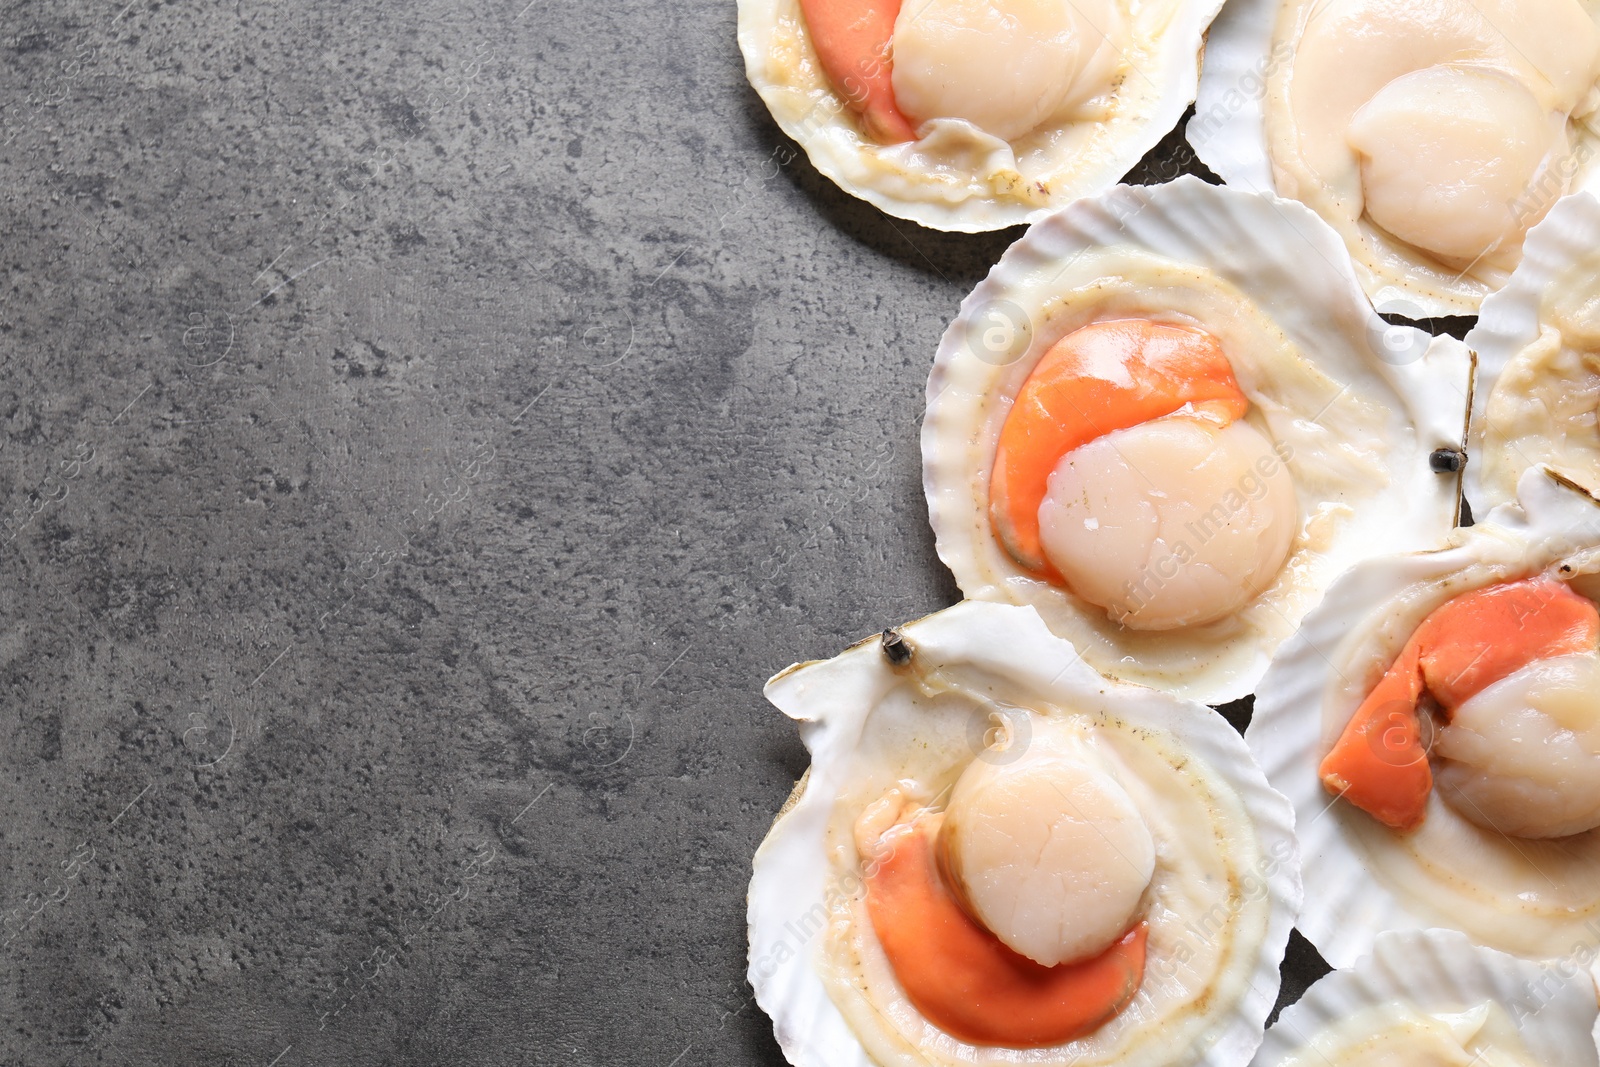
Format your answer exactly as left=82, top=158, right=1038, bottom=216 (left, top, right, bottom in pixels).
left=735, top=0, right=1225, bottom=231
left=1248, top=468, right=1600, bottom=968
left=1253, top=930, right=1600, bottom=1067
left=747, top=600, right=1301, bottom=1067
left=922, top=177, right=1469, bottom=705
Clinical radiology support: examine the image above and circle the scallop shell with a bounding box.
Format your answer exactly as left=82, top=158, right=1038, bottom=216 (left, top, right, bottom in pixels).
left=747, top=600, right=1300, bottom=1067
left=922, top=176, right=1469, bottom=705
left=735, top=0, right=1226, bottom=231
left=1248, top=467, right=1600, bottom=968
left=1254, top=930, right=1600, bottom=1067
left=1189, top=0, right=1600, bottom=317
left=1466, top=192, right=1600, bottom=513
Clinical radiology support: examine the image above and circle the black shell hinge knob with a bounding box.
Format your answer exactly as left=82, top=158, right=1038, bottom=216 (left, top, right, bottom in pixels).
left=880, top=629, right=913, bottom=667
left=1430, top=447, right=1467, bottom=474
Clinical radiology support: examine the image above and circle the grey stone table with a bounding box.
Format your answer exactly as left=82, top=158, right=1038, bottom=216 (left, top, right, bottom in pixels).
left=0, top=0, right=1355, bottom=1063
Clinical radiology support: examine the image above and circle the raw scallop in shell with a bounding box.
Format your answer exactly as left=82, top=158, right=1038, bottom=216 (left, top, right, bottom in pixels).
left=1249, top=467, right=1600, bottom=967
left=737, top=0, right=1226, bottom=230
left=922, top=178, right=1469, bottom=704
left=1254, top=930, right=1600, bottom=1067
left=748, top=601, right=1299, bottom=1067
left=1190, top=0, right=1600, bottom=316
left=1469, top=191, right=1600, bottom=512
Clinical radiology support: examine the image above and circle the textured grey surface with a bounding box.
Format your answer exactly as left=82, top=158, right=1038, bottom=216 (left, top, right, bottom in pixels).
left=0, top=1, right=1324, bottom=1064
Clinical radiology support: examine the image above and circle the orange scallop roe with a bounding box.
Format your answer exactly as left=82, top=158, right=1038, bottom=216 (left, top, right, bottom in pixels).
left=864, top=816, right=1148, bottom=1048
left=990, top=319, right=1249, bottom=578
left=798, top=0, right=917, bottom=143
left=1320, top=577, right=1600, bottom=831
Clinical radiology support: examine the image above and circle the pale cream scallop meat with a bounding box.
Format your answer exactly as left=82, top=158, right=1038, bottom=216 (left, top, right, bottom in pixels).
left=1435, top=652, right=1600, bottom=839
left=938, top=723, right=1156, bottom=967
left=890, top=0, right=1122, bottom=142
left=1036, top=415, right=1298, bottom=631
left=1346, top=65, right=1561, bottom=265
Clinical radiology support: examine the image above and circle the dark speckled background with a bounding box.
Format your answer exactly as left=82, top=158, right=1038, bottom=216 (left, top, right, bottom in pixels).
left=0, top=0, right=1352, bottom=1063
